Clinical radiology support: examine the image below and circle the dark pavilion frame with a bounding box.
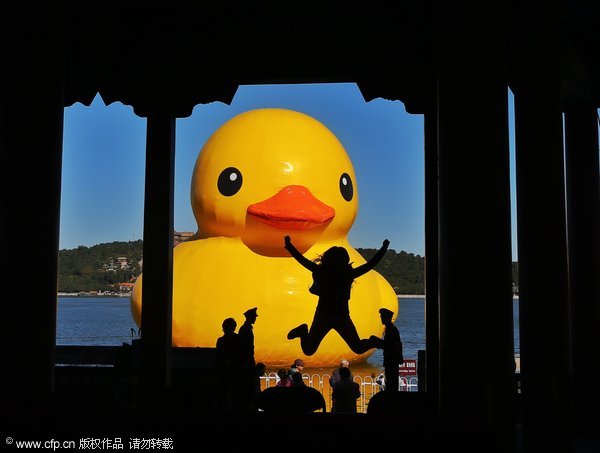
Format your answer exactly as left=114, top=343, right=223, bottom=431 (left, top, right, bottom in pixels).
left=1, top=2, right=599, bottom=452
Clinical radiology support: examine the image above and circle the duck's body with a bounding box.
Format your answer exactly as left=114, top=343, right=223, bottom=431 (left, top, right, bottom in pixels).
left=131, top=108, right=398, bottom=367
left=132, top=237, right=396, bottom=367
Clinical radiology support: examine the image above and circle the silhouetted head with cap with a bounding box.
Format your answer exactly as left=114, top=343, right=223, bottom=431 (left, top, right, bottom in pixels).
left=379, top=308, right=394, bottom=324
left=244, top=307, right=258, bottom=323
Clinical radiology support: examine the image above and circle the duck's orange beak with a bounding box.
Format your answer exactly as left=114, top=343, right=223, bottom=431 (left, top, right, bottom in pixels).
left=247, top=185, right=335, bottom=230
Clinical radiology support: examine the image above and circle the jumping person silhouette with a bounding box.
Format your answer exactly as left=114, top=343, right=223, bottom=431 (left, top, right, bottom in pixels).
left=284, top=235, right=390, bottom=356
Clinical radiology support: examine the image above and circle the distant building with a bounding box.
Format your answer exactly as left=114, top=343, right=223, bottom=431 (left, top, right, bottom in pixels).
left=116, top=256, right=130, bottom=269
left=174, top=231, right=194, bottom=247
left=118, top=282, right=135, bottom=294
left=102, top=257, right=131, bottom=272
left=102, top=262, right=119, bottom=272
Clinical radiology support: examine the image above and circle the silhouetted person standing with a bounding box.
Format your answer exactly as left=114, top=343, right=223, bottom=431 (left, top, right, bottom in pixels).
left=276, top=368, right=292, bottom=387
left=370, top=308, right=403, bottom=392
left=287, top=358, right=305, bottom=379
left=291, top=372, right=306, bottom=387
left=332, top=366, right=361, bottom=413
left=284, top=235, right=390, bottom=355
left=329, top=358, right=351, bottom=388
left=215, top=317, right=240, bottom=411
left=238, top=307, right=258, bottom=411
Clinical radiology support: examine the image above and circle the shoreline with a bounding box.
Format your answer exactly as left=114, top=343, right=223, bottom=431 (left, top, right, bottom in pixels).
left=58, top=293, right=112, bottom=296
left=396, top=294, right=520, bottom=300
left=59, top=293, right=428, bottom=298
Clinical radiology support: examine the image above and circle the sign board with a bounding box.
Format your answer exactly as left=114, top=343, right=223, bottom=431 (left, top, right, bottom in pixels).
left=398, top=359, right=417, bottom=376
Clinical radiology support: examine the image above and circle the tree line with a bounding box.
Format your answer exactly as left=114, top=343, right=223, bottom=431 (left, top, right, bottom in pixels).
left=357, top=248, right=425, bottom=295
left=58, top=240, right=520, bottom=295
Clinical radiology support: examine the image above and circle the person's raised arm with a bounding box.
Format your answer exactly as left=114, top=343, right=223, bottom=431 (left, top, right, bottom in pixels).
left=284, top=236, right=318, bottom=271
left=352, top=239, right=390, bottom=277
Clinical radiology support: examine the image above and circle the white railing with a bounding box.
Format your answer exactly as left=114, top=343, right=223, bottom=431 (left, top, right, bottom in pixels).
left=261, top=371, right=419, bottom=413
left=400, top=376, right=419, bottom=392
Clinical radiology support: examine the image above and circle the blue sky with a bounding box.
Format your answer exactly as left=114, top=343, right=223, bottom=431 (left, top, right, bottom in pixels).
left=60, top=83, right=518, bottom=258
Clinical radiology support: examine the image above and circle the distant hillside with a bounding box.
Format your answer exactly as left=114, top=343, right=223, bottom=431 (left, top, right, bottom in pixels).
left=357, top=248, right=425, bottom=295
left=58, top=240, right=426, bottom=294
left=58, top=240, right=520, bottom=295
left=58, top=240, right=143, bottom=293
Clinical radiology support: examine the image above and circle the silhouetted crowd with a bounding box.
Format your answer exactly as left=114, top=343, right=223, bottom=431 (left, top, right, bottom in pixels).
left=214, top=237, right=403, bottom=413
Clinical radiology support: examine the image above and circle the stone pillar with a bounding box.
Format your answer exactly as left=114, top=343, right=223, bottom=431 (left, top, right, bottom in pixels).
left=0, top=5, right=65, bottom=409
left=436, top=7, right=515, bottom=449
left=513, top=86, right=572, bottom=453
left=138, top=114, right=175, bottom=400
left=511, top=3, right=572, bottom=450
left=564, top=106, right=600, bottom=436
left=423, top=108, right=439, bottom=403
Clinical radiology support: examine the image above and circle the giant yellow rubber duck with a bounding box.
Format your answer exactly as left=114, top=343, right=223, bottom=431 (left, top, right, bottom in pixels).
left=131, top=108, right=398, bottom=367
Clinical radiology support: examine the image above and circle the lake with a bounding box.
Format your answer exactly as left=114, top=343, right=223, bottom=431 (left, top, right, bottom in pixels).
left=57, top=296, right=520, bottom=377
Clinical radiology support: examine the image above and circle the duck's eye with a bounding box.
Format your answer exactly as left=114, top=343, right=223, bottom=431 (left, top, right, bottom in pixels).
left=218, top=167, right=243, bottom=196
left=339, top=173, right=353, bottom=201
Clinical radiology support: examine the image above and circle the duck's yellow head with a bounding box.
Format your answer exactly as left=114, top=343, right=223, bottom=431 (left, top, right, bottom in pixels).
left=191, top=108, right=358, bottom=256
